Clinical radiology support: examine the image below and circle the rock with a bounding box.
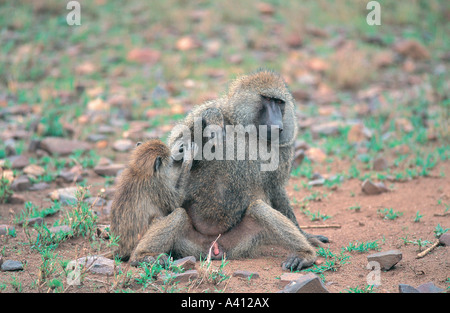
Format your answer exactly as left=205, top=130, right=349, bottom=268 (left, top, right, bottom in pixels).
left=58, top=170, right=83, bottom=183
left=127, top=48, right=161, bottom=64
left=93, top=163, right=125, bottom=177
left=97, top=125, right=116, bottom=134
left=257, top=2, right=275, bottom=15
left=361, top=179, right=389, bottom=195
left=367, top=250, right=402, bottom=271
left=11, top=175, right=31, bottom=192
left=233, top=270, right=260, bottom=280
left=306, top=147, right=327, bottom=163
left=175, top=36, right=200, bottom=51
left=0, top=225, right=15, bottom=236
left=87, top=134, right=107, bottom=142
left=393, top=39, right=430, bottom=60
left=347, top=123, right=367, bottom=144
left=173, top=256, right=196, bottom=271
left=112, top=139, right=134, bottom=152
left=29, top=182, right=50, bottom=191
left=49, top=187, right=79, bottom=205
left=308, top=178, right=325, bottom=187
left=8, top=194, right=25, bottom=204
left=160, top=270, right=199, bottom=284
left=416, top=282, right=444, bottom=293
left=1, top=260, right=23, bottom=272
left=49, top=225, right=72, bottom=234
left=310, top=121, right=342, bottom=137
left=7, top=155, right=29, bottom=169
left=18, top=217, right=44, bottom=227
left=279, top=272, right=305, bottom=287
left=373, top=157, right=389, bottom=171
left=84, top=197, right=107, bottom=207
left=40, top=137, right=91, bottom=156
left=23, top=164, right=46, bottom=177
left=280, top=273, right=329, bottom=293
left=70, top=256, right=116, bottom=276
left=438, top=233, right=450, bottom=246
left=398, top=284, right=420, bottom=293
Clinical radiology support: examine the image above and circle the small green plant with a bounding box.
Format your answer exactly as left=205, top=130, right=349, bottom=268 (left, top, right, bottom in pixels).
left=434, top=224, right=449, bottom=238
left=348, top=204, right=361, bottom=212
left=301, top=247, right=350, bottom=277
left=0, top=176, right=13, bottom=204
left=344, top=285, right=375, bottom=293
left=413, top=211, right=424, bottom=222
left=342, top=240, right=380, bottom=253
left=377, top=208, right=403, bottom=220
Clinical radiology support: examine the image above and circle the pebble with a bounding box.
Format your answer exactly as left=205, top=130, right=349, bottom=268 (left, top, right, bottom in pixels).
left=18, top=217, right=44, bottom=227
left=7, top=155, right=29, bottom=169
left=416, top=282, right=444, bottom=293
left=373, top=157, right=389, bottom=171
left=1, top=260, right=24, bottom=272
left=94, top=163, right=125, bottom=177
left=49, top=187, right=79, bottom=205
left=232, top=270, right=260, bottom=280
left=8, top=194, right=25, bottom=204
left=69, top=255, right=116, bottom=276
left=49, top=225, right=72, bottom=234
left=112, top=139, right=134, bottom=152
left=11, top=175, right=31, bottom=192
left=29, top=182, right=50, bottom=191
left=39, top=137, right=91, bottom=156
left=361, top=179, right=389, bottom=195
left=158, top=270, right=198, bottom=284
left=173, top=256, right=196, bottom=271
left=438, top=233, right=450, bottom=246
left=398, top=284, right=420, bottom=293
left=279, top=273, right=329, bottom=293
left=0, top=224, right=15, bottom=236
left=279, top=272, right=305, bottom=287
left=23, top=164, right=46, bottom=177
left=367, top=250, right=402, bottom=271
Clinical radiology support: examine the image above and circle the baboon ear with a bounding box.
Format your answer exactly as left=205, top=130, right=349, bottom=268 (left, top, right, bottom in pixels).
left=154, top=156, right=162, bottom=172
left=136, top=142, right=142, bottom=147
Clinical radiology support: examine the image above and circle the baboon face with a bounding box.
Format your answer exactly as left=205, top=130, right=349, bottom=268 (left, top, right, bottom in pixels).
left=259, top=94, right=285, bottom=141
left=130, top=139, right=171, bottom=176
left=228, top=70, right=291, bottom=142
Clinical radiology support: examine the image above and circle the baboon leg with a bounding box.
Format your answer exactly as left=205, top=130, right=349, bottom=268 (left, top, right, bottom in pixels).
left=269, top=186, right=329, bottom=245
left=221, top=199, right=317, bottom=270
left=130, top=208, right=204, bottom=263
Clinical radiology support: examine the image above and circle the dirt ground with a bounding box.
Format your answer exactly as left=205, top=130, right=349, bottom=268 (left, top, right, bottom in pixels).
left=1, top=159, right=448, bottom=293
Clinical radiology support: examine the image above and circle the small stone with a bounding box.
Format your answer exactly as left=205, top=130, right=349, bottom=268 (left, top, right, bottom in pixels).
left=1, top=260, right=23, bottom=272
left=0, top=225, right=15, bottom=236
left=367, top=250, right=402, bottom=271
left=49, top=225, right=72, bottom=234
left=50, top=187, right=79, bottom=205
left=23, top=164, right=46, bottom=177
left=94, top=164, right=125, bottom=177
left=70, top=256, right=116, bottom=276
left=233, top=270, right=260, bottom=280
left=279, top=272, right=305, bottom=287
left=18, top=217, right=44, bottom=227
left=11, top=175, right=31, bottom=192
left=306, top=147, right=327, bottom=163
left=166, top=270, right=198, bottom=284
left=40, top=137, right=91, bottom=156
left=438, top=233, right=450, bottom=246
left=280, top=273, right=329, bottom=293
left=8, top=194, right=25, bottom=204
left=112, top=139, right=134, bottom=152
left=361, top=179, right=389, bottom=195
left=373, top=157, right=389, bottom=171
left=87, top=134, right=107, bottom=142
left=7, top=155, right=29, bottom=169
left=308, top=178, right=325, bottom=187
left=398, top=284, right=420, bottom=293
left=416, top=282, right=444, bottom=293
left=173, top=256, right=196, bottom=271
left=29, top=182, right=50, bottom=191
left=84, top=197, right=107, bottom=207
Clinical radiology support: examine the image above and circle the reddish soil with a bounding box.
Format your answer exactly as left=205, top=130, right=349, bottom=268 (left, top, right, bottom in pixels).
left=1, top=160, right=448, bottom=293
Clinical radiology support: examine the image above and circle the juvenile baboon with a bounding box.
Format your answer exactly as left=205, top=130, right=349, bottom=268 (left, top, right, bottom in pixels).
left=166, top=69, right=328, bottom=270
left=110, top=139, right=199, bottom=263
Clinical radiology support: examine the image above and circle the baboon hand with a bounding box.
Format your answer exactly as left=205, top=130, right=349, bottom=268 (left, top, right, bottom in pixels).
left=281, top=254, right=315, bottom=271
left=182, top=142, right=198, bottom=170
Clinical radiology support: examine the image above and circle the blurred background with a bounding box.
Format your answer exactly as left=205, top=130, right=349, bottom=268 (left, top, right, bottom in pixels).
left=0, top=0, right=448, bottom=166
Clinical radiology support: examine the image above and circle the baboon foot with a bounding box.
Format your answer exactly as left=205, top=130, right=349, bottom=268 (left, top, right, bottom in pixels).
left=281, top=254, right=315, bottom=271
left=130, top=253, right=170, bottom=267
left=209, top=241, right=224, bottom=260
left=306, top=234, right=329, bottom=247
